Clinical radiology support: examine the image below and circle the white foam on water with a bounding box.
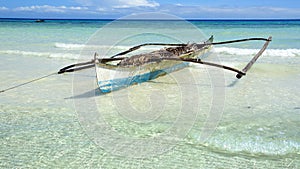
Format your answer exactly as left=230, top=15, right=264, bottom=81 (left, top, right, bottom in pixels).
left=53, top=43, right=300, bottom=58
left=0, top=50, right=80, bottom=60
left=203, top=133, right=300, bottom=156
left=2, top=47, right=300, bottom=63
left=214, top=47, right=300, bottom=57
left=54, top=43, right=85, bottom=49
left=54, top=42, right=168, bottom=51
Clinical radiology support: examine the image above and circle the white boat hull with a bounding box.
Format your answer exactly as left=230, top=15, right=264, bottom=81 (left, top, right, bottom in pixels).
left=96, top=60, right=189, bottom=93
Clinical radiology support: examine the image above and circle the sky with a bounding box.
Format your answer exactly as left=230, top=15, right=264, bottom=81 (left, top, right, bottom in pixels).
left=0, top=0, right=300, bottom=19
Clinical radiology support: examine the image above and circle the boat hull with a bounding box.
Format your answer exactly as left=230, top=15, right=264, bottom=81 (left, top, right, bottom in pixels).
left=96, top=60, right=188, bottom=93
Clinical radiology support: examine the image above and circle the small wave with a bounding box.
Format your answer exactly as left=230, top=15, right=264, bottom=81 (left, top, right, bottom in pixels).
left=54, top=43, right=128, bottom=50
left=49, top=53, right=80, bottom=60
left=206, top=136, right=299, bottom=156
left=54, top=42, right=163, bottom=51
left=214, top=47, right=300, bottom=57
left=189, top=131, right=300, bottom=157
left=54, top=43, right=85, bottom=49
left=0, top=50, right=79, bottom=60
left=0, top=50, right=49, bottom=57
left=54, top=43, right=300, bottom=58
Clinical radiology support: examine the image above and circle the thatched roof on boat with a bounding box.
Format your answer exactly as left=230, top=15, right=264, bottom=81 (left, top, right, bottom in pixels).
left=118, top=43, right=207, bottom=67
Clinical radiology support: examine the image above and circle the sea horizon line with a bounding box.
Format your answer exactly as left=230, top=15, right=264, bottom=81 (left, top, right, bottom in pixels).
left=1, top=17, right=300, bottom=21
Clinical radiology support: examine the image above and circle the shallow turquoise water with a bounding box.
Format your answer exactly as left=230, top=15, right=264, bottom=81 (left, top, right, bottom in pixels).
left=0, top=19, right=299, bottom=168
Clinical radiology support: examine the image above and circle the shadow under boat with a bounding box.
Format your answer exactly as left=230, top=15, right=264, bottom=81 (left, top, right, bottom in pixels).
left=64, top=88, right=104, bottom=100
left=65, top=79, right=235, bottom=100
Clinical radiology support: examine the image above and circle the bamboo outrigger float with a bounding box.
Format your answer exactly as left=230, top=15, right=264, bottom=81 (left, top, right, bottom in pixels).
left=0, top=36, right=272, bottom=94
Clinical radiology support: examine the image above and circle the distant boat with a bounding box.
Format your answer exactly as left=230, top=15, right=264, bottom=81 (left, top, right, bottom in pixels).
left=35, top=19, right=45, bottom=23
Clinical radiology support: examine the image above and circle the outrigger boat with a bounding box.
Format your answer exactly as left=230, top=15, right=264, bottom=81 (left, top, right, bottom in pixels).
left=96, top=36, right=214, bottom=93
left=94, top=36, right=271, bottom=93
left=0, top=36, right=272, bottom=94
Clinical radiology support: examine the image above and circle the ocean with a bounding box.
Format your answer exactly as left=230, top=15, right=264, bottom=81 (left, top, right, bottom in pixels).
left=0, top=18, right=299, bottom=168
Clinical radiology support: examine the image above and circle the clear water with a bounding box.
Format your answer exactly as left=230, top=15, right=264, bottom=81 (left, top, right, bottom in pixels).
left=0, top=19, right=299, bottom=168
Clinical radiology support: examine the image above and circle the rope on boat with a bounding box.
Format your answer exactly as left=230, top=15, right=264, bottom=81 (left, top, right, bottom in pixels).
left=0, top=62, right=97, bottom=93
left=0, top=64, right=95, bottom=93
left=0, top=72, right=57, bottom=93
left=1, top=52, right=109, bottom=93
